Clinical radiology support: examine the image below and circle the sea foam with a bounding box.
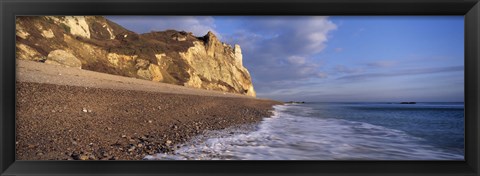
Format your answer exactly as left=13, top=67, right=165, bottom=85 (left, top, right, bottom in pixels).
left=144, top=104, right=463, bottom=160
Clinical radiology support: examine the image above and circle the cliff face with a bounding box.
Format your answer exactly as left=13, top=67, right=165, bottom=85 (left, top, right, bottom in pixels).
left=16, top=16, right=256, bottom=97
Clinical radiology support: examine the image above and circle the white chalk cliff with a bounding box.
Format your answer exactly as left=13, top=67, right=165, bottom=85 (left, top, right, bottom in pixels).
left=15, top=16, right=256, bottom=97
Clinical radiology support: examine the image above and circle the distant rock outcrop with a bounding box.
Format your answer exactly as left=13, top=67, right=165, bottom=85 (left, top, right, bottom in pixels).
left=15, top=16, right=256, bottom=97
left=45, top=50, right=82, bottom=69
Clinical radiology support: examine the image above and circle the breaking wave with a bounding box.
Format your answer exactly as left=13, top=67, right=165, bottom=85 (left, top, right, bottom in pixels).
left=145, top=104, right=464, bottom=160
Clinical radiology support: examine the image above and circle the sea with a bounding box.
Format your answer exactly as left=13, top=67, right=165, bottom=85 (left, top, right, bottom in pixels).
left=144, top=102, right=465, bottom=160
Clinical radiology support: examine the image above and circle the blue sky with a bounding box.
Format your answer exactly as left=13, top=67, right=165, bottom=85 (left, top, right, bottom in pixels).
left=107, top=16, right=464, bottom=102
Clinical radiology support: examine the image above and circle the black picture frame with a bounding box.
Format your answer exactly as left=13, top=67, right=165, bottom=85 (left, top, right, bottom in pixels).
left=1, top=0, right=479, bottom=175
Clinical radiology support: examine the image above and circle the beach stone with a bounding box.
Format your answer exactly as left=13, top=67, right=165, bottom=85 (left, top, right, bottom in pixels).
left=71, top=153, right=80, bottom=160
left=45, top=50, right=82, bottom=69
left=128, top=146, right=135, bottom=151
left=79, top=155, right=89, bottom=160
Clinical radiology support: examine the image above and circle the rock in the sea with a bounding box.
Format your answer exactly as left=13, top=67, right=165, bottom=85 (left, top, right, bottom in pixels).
left=45, top=50, right=82, bottom=69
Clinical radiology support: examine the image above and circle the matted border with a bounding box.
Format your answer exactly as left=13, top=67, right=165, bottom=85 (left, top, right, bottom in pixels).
left=1, top=0, right=479, bottom=175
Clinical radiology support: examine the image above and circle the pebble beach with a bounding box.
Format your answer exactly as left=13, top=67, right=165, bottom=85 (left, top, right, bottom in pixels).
left=15, top=60, right=281, bottom=160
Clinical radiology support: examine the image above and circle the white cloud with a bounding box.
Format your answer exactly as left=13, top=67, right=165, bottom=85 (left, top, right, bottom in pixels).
left=295, top=16, right=337, bottom=53
left=334, top=65, right=363, bottom=74
left=366, top=60, right=397, bottom=68
left=287, top=56, right=306, bottom=65
left=223, top=16, right=337, bottom=84
left=241, top=16, right=337, bottom=55
left=317, top=72, right=328, bottom=78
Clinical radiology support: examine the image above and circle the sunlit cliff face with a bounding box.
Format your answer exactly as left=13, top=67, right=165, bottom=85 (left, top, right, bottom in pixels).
left=15, top=16, right=256, bottom=97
